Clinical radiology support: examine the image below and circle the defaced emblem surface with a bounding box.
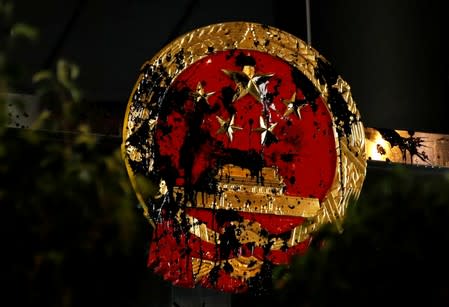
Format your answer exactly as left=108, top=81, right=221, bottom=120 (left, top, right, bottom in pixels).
left=122, top=22, right=366, bottom=293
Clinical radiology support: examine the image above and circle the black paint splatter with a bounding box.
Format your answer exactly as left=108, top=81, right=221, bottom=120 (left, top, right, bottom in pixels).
left=314, top=57, right=338, bottom=86
left=235, top=52, right=256, bottom=67
left=218, top=148, right=264, bottom=179
left=314, top=58, right=357, bottom=137
left=377, top=128, right=429, bottom=164
left=327, top=88, right=356, bottom=137
left=215, top=209, right=243, bottom=227
left=291, top=68, right=319, bottom=103
left=219, top=225, right=241, bottom=259
left=221, top=86, right=237, bottom=115
left=247, top=261, right=274, bottom=295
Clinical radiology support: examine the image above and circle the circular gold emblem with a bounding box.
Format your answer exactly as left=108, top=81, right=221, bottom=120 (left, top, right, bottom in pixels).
left=122, top=22, right=367, bottom=293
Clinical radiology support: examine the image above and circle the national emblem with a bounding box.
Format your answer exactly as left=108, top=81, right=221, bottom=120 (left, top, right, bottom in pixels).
left=122, top=22, right=367, bottom=294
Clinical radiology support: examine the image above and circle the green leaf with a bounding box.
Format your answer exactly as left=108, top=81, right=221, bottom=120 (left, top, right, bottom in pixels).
left=56, top=59, right=69, bottom=83
left=32, top=70, right=53, bottom=83
left=70, top=64, right=80, bottom=80
left=75, top=124, right=97, bottom=147
left=10, top=23, right=39, bottom=41
left=29, top=109, right=51, bottom=130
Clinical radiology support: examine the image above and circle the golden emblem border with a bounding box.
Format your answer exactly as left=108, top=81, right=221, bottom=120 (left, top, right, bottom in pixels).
left=122, top=22, right=367, bottom=280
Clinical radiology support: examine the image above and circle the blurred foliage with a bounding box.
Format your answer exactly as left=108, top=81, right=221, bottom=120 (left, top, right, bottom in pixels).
left=232, top=166, right=449, bottom=306
left=258, top=166, right=449, bottom=306
left=0, top=3, right=170, bottom=307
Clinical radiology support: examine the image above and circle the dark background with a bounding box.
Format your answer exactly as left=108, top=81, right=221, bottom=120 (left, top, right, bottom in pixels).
left=12, top=0, right=449, bottom=135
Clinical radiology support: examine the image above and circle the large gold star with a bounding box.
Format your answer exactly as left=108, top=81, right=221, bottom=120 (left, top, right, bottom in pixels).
left=282, top=92, right=308, bottom=119
left=252, top=116, right=278, bottom=145
left=216, top=114, right=242, bottom=142
left=222, top=65, right=274, bottom=102
left=190, top=82, right=215, bottom=105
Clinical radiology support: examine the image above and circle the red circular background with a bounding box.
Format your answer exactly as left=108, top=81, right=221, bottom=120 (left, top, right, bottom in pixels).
left=155, top=49, right=336, bottom=200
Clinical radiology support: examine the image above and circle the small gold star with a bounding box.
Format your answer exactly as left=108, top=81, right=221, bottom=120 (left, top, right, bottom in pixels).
left=216, top=114, right=242, bottom=142
left=190, top=82, right=215, bottom=105
left=222, top=65, right=274, bottom=102
left=282, top=92, right=307, bottom=119
left=252, top=116, right=278, bottom=145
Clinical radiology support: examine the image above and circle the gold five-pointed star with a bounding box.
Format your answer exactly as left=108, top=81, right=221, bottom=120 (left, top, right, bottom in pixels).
left=216, top=114, right=242, bottom=142
left=190, top=82, right=215, bottom=105
left=252, top=116, right=278, bottom=145
left=282, top=92, right=308, bottom=119
left=222, top=65, right=274, bottom=102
